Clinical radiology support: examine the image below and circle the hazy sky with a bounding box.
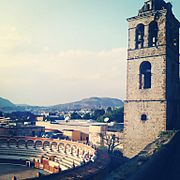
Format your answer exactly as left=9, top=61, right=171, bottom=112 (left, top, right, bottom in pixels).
left=0, top=0, right=179, bottom=105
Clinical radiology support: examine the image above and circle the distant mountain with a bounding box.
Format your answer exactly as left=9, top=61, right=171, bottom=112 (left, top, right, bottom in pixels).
left=16, top=104, right=31, bottom=107
left=0, top=96, right=124, bottom=112
left=52, top=97, right=123, bottom=110
left=0, top=97, right=16, bottom=108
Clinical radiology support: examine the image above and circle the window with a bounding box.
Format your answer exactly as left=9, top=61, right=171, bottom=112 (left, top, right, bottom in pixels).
left=173, top=38, right=178, bottom=47
left=141, top=114, right=148, bottom=121
left=139, top=61, right=151, bottom=89
left=146, top=3, right=150, bottom=11
left=135, top=24, right=145, bottom=49
left=148, top=21, right=158, bottom=47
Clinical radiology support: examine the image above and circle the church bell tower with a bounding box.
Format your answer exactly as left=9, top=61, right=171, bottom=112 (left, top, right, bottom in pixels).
left=124, top=0, right=180, bottom=158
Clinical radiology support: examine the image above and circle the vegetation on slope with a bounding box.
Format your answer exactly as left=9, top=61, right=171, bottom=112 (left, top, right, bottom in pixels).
left=0, top=97, right=15, bottom=108
left=106, top=131, right=176, bottom=180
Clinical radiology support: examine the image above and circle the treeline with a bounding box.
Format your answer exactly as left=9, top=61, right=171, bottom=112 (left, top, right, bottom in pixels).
left=71, top=107, right=124, bottom=123
left=92, top=107, right=124, bottom=123
left=1, top=111, right=36, bottom=122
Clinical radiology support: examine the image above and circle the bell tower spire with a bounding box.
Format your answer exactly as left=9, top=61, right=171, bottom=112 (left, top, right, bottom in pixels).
left=139, top=0, right=172, bottom=15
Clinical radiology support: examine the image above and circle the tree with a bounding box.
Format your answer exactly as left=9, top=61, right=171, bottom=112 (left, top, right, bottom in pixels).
left=107, top=107, right=112, bottom=113
left=6, top=111, right=36, bottom=122
left=100, top=133, right=122, bottom=153
left=94, top=107, right=124, bottom=123
left=110, top=107, right=124, bottom=122
left=82, top=113, right=91, bottom=120
left=92, top=109, right=105, bottom=120
left=70, top=112, right=82, bottom=119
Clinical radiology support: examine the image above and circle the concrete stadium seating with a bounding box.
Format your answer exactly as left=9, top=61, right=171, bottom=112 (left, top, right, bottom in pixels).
left=0, top=137, right=96, bottom=173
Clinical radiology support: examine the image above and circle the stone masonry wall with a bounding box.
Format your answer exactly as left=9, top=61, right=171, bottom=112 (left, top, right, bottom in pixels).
left=126, top=56, right=166, bottom=101
left=124, top=101, right=166, bottom=158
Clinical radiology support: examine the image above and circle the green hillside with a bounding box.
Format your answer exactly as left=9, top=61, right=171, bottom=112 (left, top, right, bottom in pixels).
left=0, top=97, right=16, bottom=108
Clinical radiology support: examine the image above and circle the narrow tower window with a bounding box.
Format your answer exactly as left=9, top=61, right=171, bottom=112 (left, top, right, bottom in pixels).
left=139, top=61, right=151, bottom=89
left=148, top=21, right=158, bottom=47
left=135, top=24, right=145, bottom=49
left=173, top=38, right=177, bottom=47
left=146, top=4, right=150, bottom=10
left=141, top=114, right=148, bottom=121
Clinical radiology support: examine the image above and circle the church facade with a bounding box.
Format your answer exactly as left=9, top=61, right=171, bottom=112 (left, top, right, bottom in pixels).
left=124, top=0, right=180, bottom=158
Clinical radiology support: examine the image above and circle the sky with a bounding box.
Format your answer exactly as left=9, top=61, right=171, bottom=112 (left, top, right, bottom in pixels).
left=0, top=0, right=179, bottom=106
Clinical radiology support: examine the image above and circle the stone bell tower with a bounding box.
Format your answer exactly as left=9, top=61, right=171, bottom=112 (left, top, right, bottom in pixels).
left=123, top=0, right=180, bottom=158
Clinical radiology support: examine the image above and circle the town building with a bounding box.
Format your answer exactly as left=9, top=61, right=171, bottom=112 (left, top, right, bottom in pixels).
left=0, top=117, right=45, bottom=137
left=89, top=124, right=108, bottom=146
left=62, top=129, right=89, bottom=142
